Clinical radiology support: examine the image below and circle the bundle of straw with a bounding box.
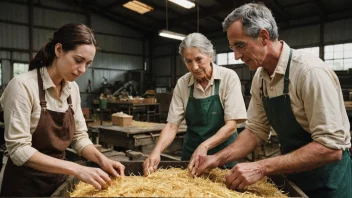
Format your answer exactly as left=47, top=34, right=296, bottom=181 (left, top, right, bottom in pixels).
left=70, top=168, right=287, bottom=197
left=131, top=120, right=157, bottom=128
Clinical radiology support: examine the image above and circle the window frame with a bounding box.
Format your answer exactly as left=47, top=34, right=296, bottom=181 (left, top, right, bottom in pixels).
left=11, top=61, right=29, bottom=78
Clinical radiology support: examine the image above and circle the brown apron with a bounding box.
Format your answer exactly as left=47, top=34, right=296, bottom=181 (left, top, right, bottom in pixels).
left=0, top=68, right=75, bottom=197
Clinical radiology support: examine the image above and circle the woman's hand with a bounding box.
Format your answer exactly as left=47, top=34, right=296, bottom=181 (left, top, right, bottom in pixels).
left=74, top=165, right=113, bottom=190
left=143, top=152, right=160, bottom=176
left=188, top=144, right=208, bottom=176
left=99, top=158, right=125, bottom=178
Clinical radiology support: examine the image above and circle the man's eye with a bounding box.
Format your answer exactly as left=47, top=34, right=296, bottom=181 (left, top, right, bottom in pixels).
left=235, top=43, right=245, bottom=48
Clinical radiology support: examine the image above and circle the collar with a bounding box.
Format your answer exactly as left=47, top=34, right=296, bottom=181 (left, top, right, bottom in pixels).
left=261, top=41, right=291, bottom=80
left=40, top=67, right=71, bottom=92
left=187, top=62, right=220, bottom=87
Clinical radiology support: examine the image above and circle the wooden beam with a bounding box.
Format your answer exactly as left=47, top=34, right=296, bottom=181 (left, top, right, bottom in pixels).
left=102, top=0, right=129, bottom=10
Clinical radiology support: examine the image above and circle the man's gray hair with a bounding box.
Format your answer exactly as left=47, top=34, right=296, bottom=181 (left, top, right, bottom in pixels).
left=222, top=3, right=279, bottom=40
left=179, top=32, right=215, bottom=57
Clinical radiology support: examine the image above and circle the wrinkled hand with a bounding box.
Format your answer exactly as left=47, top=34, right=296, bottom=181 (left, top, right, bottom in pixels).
left=75, top=165, right=113, bottom=190
left=143, top=152, right=160, bottom=176
left=99, top=158, right=125, bottom=178
left=192, top=154, right=219, bottom=177
left=188, top=144, right=208, bottom=176
left=225, top=162, right=266, bottom=191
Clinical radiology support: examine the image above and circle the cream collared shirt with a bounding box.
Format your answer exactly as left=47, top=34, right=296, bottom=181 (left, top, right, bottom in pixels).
left=0, top=67, right=92, bottom=166
left=167, top=63, right=247, bottom=125
left=247, top=41, right=351, bottom=150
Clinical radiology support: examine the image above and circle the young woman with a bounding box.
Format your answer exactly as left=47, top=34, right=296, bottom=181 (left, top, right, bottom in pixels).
left=0, top=23, right=125, bottom=197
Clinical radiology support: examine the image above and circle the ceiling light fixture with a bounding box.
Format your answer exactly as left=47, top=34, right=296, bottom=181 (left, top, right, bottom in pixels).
left=159, top=0, right=186, bottom=41
left=123, top=0, right=153, bottom=14
left=159, top=30, right=186, bottom=40
left=168, top=0, right=195, bottom=9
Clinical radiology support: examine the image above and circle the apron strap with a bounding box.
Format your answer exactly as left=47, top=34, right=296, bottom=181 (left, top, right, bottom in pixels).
left=260, top=48, right=293, bottom=97
left=190, top=84, right=194, bottom=98
left=214, top=80, right=220, bottom=95
left=36, top=68, right=47, bottom=109
left=283, top=48, right=293, bottom=94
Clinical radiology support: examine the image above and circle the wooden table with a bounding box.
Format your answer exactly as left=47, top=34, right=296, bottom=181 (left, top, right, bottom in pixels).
left=95, top=123, right=187, bottom=151
left=108, top=101, right=160, bottom=122
left=345, top=101, right=352, bottom=111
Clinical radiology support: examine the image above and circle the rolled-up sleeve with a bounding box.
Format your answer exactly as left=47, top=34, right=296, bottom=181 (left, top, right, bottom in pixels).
left=246, top=71, right=271, bottom=141
left=1, top=79, right=38, bottom=166
left=70, top=83, right=93, bottom=155
left=300, top=68, right=349, bottom=149
left=166, top=80, right=186, bottom=125
left=223, top=70, right=247, bottom=123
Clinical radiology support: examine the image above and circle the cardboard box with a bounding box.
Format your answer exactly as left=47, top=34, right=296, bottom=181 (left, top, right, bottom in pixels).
left=112, top=113, right=133, bottom=126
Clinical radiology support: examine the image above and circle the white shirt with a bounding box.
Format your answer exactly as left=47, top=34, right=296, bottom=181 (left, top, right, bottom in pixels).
left=167, top=63, right=247, bottom=125
left=246, top=42, right=351, bottom=150
left=0, top=67, right=92, bottom=166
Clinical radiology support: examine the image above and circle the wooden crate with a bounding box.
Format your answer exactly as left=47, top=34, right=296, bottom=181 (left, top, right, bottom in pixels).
left=111, top=114, right=132, bottom=126
left=52, top=161, right=308, bottom=198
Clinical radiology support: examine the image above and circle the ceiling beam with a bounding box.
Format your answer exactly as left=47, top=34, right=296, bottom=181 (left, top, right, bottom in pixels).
left=102, top=0, right=129, bottom=10
left=167, top=0, right=237, bottom=28
left=62, top=0, right=150, bottom=34
left=313, top=0, right=329, bottom=16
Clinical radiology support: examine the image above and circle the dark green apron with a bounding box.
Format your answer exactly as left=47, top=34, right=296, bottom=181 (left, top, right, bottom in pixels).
left=261, top=49, right=352, bottom=198
left=181, top=79, right=237, bottom=168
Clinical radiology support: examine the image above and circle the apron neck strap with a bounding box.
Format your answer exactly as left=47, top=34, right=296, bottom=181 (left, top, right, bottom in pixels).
left=37, top=68, right=47, bottom=108
left=283, top=48, right=293, bottom=94
left=214, top=79, right=220, bottom=95
left=189, top=79, right=220, bottom=97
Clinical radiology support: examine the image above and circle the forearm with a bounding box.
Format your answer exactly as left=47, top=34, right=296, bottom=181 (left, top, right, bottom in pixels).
left=24, top=151, right=81, bottom=175
left=152, top=122, right=179, bottom=154
left=202, top=120, right=237, bottom=150
left=258, top=141, right=342, bottom=175
left=216, top=129, right=262, bottom=166
left=81, top=144, right=107, bottom=166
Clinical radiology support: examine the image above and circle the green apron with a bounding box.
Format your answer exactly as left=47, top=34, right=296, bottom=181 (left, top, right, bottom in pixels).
left=181, top=79, right=237, bottom=168
left=261, top=49, right=352, bottom=198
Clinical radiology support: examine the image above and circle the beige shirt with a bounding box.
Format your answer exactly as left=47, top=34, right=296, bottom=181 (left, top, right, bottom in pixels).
left=167, top=63, right=247, bottom=125
left=246, top=41, right=351, bottom=150
left=0, top=67, right=92, bottom=166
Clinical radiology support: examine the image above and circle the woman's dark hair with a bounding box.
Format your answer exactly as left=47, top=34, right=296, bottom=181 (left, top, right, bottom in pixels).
left=29, top=23, right=98, bottom=70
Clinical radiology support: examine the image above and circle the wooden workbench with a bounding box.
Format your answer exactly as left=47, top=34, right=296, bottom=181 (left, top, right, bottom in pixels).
left=95, top=123, right=187, bottom=151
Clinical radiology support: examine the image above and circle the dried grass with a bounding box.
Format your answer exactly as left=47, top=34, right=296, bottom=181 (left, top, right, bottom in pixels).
left=70, top=168, right=287, bottom=197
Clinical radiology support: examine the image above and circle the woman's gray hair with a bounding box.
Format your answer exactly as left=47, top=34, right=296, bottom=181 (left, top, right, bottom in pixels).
left=222, top=3, right=278, bottom=40
left=179, top=33, right=215, bottom=57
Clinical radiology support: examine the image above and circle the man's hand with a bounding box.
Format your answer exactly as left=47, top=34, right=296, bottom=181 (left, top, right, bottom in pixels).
left=188, top=144, right=208, bottom=176
left=225, top=162, right=266, bottom=191
left=143, top=152, right=160, bottom=176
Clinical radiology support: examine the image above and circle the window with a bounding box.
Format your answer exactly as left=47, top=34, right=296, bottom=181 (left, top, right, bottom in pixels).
left=296, top=47, right=319, bottom=57
left=324, top=43, right=352, bottom=70
left=216, top=52, right=244, bottom=66
left=13, top=63, right=29, bottom=77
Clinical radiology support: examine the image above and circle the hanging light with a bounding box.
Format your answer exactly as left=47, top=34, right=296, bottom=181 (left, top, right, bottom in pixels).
left=159, top=0, right=186, bottom=41
left=168, top=0, right=195, bottom=9
left=159, top=30, right=186, bottom=40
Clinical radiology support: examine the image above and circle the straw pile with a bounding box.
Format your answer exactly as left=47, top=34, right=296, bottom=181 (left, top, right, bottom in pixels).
left=70, top=168, right=287, bottom=197
left=131, top=120, right=157, bottom=128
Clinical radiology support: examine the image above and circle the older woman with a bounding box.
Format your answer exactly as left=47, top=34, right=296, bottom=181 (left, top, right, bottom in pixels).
left=143, top=33, right=247, bottom=175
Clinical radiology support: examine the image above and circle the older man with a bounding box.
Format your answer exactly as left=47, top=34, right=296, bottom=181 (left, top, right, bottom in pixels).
left=192, top=3, right=351, bottom=198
